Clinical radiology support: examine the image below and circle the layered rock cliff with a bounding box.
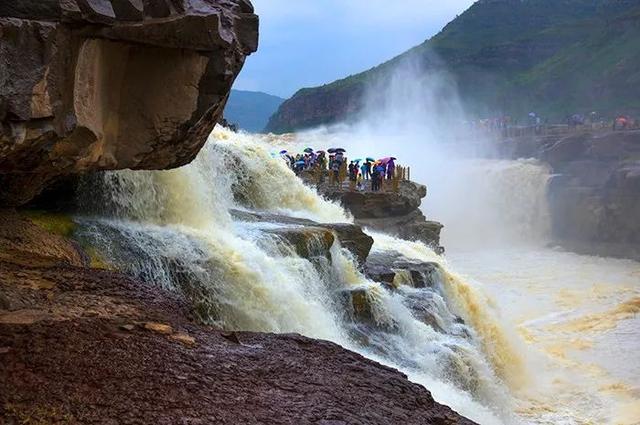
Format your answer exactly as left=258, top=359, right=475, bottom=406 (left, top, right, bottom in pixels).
left=0, top=0, right=258, bottom=205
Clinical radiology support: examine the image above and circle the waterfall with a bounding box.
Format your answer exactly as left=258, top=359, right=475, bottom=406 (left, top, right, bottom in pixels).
left=421, top=158, right=553, bottom=250
left=76, top=127, right=526, bottom=424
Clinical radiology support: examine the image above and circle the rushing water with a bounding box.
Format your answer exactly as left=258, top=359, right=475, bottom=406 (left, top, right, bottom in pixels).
left=76, top=127, right=640, bottom=424
left=275, top=126, right=640, bottom=424
left=412, top=156, right=640, bottom=424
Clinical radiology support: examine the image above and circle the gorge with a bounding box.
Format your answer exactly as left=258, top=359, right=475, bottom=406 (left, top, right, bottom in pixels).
left=2, top=1, right=640, bottom=425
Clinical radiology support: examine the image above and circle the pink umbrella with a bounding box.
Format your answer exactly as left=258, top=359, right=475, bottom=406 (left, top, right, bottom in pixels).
left=378, top=157, right=392, bottom=165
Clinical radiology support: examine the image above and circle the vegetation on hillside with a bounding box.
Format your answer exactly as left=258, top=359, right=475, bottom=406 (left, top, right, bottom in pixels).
left=266, top=0, right=640, bottom=133
left=225, top=90, right=285, bottom=133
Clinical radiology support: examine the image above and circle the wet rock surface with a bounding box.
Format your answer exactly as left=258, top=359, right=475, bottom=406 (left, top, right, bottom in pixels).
left=0, top=211, right=475, bottom=424
left=306, top=178, right=444, bottom=251
left=498, top=130, right=640, bottom=260
left=0, top=0, right=258, bottom=206
left=231, top=209, right=374, bottom=265
left=365, top=251, right=441, bottom=290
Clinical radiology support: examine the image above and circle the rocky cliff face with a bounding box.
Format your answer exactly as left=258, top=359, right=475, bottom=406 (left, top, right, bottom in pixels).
left=498, top=130, right=640, bottom=259
left=313, top=179, right=444, bottom=252
left=0, top=0, right=258, bottom=205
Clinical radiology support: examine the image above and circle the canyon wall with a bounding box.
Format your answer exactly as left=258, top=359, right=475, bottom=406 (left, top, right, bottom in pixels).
left=497, top=130, right=640, bottom=259
left=0, top=0, right=258, bottom=205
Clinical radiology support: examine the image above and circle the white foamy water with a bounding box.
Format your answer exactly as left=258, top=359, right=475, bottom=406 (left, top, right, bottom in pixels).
left=75, top=126, right=640, bottom=424
left=76, top=127, right=520, bottom=424
left=284, top=125, right=640, bottom=424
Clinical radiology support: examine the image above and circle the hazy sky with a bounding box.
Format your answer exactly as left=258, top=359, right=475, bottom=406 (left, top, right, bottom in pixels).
left=233, top=0, right=476, bottom=98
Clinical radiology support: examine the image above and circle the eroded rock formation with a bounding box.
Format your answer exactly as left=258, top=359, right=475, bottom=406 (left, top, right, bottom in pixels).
left=310, top=178, right=444, bottom=251
left=0, top=0, right=258, bottom=205
left=231, top=209, right=375, bottom=265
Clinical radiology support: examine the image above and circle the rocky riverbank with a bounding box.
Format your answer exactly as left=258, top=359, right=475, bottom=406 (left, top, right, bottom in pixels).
left=0, top=210, right=474, bottom=424
left=0, top=2, right=476, bottom=423
left=301, top=173, right=445, bottom=253
left=496, top=130, right=640, bottom=260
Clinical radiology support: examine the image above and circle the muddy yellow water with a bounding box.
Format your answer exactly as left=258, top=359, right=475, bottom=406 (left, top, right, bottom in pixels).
left=447, top=247, right=640, bottom=425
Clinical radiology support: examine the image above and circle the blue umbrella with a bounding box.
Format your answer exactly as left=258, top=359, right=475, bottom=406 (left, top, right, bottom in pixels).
left=295, top=160, right=305, bottom=166
left=279, top=150, right=288, bottom=155
left=303, top=147, right=314, bottom=153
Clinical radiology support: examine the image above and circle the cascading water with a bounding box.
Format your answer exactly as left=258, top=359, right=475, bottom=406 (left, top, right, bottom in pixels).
left=75, top=127, right=524, bottom=425
left=263, top=123, right=640, bottom=424
left=420, top=159, right=553, bottom=250
left=75, top=124, right=640, bottom=424
left=231, top=54, right=640, bottom=423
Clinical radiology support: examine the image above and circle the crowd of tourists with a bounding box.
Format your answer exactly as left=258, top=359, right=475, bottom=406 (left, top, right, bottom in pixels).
left=279, top=147, right=398, bottom=192
left=467, top=111, right=639, bottom=137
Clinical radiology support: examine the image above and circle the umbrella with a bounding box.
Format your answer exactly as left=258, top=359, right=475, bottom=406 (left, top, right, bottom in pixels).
left=279, top=150, right=288, bottom=155
left=378, top=157, right=392, bottom=165
left=295, top=160, right=305, bottom=166
left=352, top=158, right=362, bottom=163
left=365, top=157, right=376, bottom=162
left=390, top=157, right=397, bottom=161
left=328, top=148, right=346, bottom=154
left=316, top=150, right=325, bottom=154
left=303, top=147, right=314, bottom=153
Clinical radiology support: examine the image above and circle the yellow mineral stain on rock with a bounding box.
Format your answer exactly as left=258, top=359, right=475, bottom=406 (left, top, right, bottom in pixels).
left=23, top=211, right=76, bottom=238
left=83, top=245, right=114, bottom=270
left=144, top=322, right=173, bottom=335
left=170, top=333, right=196, bottom=346
left=0, top=309, right=49, bottom=325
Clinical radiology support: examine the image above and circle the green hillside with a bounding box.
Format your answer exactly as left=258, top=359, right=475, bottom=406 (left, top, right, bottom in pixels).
left=266, top=0, right=640, bottom=133
left=225, top=90, right=285, bottom=133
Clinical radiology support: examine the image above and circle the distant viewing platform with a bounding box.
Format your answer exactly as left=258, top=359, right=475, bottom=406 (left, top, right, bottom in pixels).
left=463, top=114, right=640, bottom=140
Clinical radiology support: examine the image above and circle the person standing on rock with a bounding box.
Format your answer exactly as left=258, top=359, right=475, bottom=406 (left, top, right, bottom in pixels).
left=371, top=166, right=380, bottom=191
left=361, top=161, right=370, bottom=181
left=332, top=159, right=341, bottom=186
left=386, top=158, right=396, bottom=180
